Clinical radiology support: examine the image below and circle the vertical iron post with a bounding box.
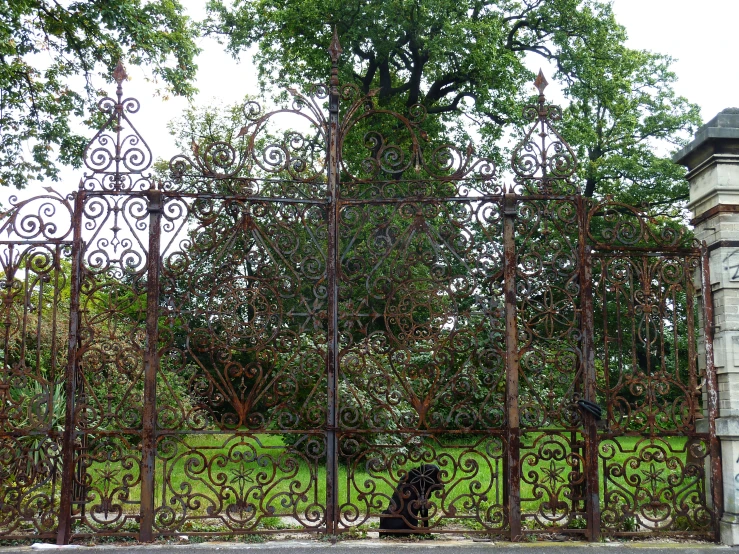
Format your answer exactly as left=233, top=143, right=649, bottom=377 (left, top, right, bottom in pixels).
left=503, top=191, right=521, bottom=541
left=580, top=235, right=600, bottom=541
left=325, top=28, right=342, bottom=538
left=56, top=189, right=85, bottom=545
left=701, top=243, right=724, bottom=540
left=139, top=187, right=163, bottom=541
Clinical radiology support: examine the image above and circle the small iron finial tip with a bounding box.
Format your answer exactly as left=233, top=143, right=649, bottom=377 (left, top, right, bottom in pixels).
left=534, top=69, right=548, bottom=95
left=113, top=59, right=127, bottom=85
left=328, top=26, right=343, bottom=64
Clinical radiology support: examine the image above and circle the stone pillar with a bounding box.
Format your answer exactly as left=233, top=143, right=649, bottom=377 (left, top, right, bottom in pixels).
left=675, top=108, right=739, bottom=545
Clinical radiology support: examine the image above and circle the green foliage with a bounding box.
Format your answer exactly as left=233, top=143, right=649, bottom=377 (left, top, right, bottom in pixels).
left=205, top=0, right=594, bottom=124
left=160, top=99, right=508, bottom=435
left=204, top=0, right=700, bottom=207
left=0, top=0, right=200, bottom=189
left=555, top=13, right=702, bottom=207
left=1, top=259, right=193, bottom=439
left=78, top=269, right=196, bottom=432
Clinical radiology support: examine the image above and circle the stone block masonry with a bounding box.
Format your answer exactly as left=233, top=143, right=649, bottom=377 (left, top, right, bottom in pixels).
left=675, top=108, right=739, bottom=545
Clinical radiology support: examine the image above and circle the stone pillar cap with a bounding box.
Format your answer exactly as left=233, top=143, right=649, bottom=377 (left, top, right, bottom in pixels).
left=674, top=108, right=739, bottom=170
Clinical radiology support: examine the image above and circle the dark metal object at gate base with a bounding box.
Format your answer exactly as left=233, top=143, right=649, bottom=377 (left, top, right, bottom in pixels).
left=379, top=464, right=443, bottom=535
left=0, top=44, right=722, bottom=543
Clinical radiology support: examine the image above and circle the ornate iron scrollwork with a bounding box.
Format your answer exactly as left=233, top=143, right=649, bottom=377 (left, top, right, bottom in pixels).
left=512, top=70, right=578, bottom=194
left=0, top=47, right=718, bottom=544
left=82, top=61, right=153, bottom=192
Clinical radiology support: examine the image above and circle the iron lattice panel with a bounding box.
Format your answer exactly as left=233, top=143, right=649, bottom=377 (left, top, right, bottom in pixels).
left=0, top=52, right=722, bottom=543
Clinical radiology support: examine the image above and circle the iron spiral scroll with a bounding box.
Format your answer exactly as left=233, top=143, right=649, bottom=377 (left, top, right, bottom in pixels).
left=0, top=32, right=720, bottom=544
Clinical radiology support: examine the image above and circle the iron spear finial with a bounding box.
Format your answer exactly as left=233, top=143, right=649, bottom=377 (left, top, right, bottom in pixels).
left=113, top=59, right=128, bottom=85
left=534, top=69, right=548, bottom=95
left=328, top=26, right=343, bottom=64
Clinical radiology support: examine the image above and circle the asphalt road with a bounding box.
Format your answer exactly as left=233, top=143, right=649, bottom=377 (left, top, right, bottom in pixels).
left=0, top=540, right=730, bottom=554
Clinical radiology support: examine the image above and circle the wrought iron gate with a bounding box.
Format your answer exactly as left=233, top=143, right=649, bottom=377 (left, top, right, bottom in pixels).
left=0, top=41, right=722, bottom=543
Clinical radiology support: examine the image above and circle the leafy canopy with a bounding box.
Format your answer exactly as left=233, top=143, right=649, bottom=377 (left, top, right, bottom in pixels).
left=206, top=0, right=599, bottom=120
left=555, top=20, right=701, bottom=210
left=0, top=0, right=200, bottom=189
left=205, top=0, right=700, bottom=206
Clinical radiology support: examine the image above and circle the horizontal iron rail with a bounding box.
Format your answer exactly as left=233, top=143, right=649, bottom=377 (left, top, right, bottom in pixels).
left=0, top=240, right=74, bottom=245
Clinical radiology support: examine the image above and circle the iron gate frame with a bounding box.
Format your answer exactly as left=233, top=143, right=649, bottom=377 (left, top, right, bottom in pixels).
left=0, top=34, right=723, bottom=544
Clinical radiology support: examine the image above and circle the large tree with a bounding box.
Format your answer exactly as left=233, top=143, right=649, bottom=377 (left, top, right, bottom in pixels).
left=205, top=0, right=699, bottom=205
left=0, top=0, right=200, bottom=189
left=555, top=19, right=700, bottom=210
left=204, top=0, right=601, bottom=123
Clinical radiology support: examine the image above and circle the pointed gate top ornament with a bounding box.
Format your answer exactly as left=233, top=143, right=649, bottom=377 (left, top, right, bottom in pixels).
left=80, top=57, right=153, bottom=190
left=113, top=59, right=127, bottom=105
left=113, top=59, right=127, bottom=85
left=534, top=69, right=548, bottom=95
left=512, top=68, right=578, bottom=194
left=328, top=26, right=343, bottom=63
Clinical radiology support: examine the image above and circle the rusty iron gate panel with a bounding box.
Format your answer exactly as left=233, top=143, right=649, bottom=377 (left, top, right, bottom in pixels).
left=0, top=42, right=723, bottom=543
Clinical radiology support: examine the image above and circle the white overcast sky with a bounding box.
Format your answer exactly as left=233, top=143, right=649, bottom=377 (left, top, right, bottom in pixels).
left=17, top=0, right=739, bottom=196
left=612, top=0, right=735, bottom=119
